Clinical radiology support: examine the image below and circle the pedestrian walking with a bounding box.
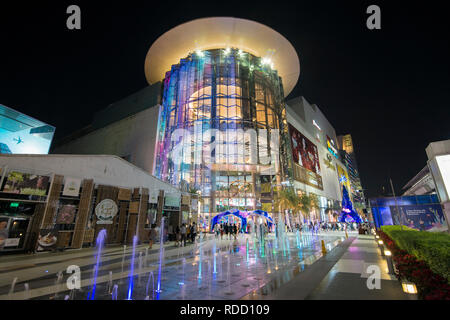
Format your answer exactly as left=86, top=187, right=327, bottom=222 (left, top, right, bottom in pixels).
left=190, top=222, right=197, bottom=243
left=175, top=225, right=181, bottom=246
left=180, top=223, right=187, bottom=247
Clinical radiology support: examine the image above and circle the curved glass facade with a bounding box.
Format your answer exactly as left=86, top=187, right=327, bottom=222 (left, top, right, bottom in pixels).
left=154, top=48, right=290, bottom=221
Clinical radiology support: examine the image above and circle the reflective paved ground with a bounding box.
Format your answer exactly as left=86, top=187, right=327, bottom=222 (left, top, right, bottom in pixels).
left=0, top=231, right=413, bottom=300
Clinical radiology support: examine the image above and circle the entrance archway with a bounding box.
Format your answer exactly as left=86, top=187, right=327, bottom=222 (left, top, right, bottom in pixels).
left=211, top=209, right=273, bottom=232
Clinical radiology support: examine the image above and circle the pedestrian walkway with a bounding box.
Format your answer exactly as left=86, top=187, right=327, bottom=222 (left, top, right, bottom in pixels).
left=306, top=234, right=415, bottom=300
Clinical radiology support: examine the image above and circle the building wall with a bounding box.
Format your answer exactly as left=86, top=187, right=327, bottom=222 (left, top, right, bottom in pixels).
left=52, top=106, right=161, bottom=174
left=0, top=154, right=178, bottom=195
left=285, top=97, right=345, bottom=203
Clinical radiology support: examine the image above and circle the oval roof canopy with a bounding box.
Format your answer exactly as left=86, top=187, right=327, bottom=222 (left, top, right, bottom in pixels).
left=144, top=17, right=300, bottom=97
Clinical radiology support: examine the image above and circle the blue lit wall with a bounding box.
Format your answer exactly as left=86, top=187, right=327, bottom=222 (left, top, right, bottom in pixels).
left=370, top=194, right=447, bottom=231
left=0, top=104, right=55, bottom=155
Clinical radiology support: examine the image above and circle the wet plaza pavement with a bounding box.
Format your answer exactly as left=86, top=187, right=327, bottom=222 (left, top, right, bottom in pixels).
left=0, top=231, right=347, bottom=300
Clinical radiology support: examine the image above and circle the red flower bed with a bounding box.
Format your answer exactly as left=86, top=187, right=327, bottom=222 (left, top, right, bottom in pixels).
left=378, top=231, right=450, bottom=300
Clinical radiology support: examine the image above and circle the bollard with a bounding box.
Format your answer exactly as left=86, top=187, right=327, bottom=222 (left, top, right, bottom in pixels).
left=345, top=230, right=348, bottom=239
left=321, top=240, right=327, bottom=255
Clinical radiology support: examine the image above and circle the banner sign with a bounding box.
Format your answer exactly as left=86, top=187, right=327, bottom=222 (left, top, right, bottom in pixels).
left=37, top=229, right=58, bottom=252
left=56, top=204, right=77, bottom=224
left=390, top=204, right=446, bottom=231
left=118, top=188, right=132, bottom=201
left=149, top=191, right=159, bottom=204
left=62, top=177, right=81, bottom=197
left=95, top=199, right=118, bottom=224
left=3, top=171, right=50, bottom=196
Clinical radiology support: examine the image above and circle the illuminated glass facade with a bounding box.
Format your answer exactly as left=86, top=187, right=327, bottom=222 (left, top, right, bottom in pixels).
left=154, top=48, right=291, bottom=219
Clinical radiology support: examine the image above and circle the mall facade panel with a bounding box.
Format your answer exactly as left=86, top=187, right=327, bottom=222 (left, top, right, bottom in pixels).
left=285, top=97, right=350, bottom=223
left=0, top=155, right=192, bottom=253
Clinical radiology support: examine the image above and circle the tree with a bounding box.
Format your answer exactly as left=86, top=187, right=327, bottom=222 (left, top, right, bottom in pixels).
left=274, top=188, right=297, bottom=220
left=7, top=171, right=24, bottom=191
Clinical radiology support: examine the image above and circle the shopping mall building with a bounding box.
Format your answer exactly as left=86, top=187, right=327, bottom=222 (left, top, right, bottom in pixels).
left=51, top=17, right=363, bottom=231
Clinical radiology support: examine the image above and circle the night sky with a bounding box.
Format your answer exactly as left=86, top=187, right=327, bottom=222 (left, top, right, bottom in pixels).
left=1, top=1, right=449, bottom=198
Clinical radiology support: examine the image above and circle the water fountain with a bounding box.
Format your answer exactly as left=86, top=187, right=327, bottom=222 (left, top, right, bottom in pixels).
left=54, top=270, right=64, bottom=299
left=119, top=245, right=127, bottom=284
left=246, top=238, right=250, bottom=266
left=212, top=240, right=217, bottom=275
left=137, top=252, right=144, bottom=287
left=225, top=254, right=233, bottom=295
left=24, top=283, right=30, bottom=300
left=106, top=271, right=113, bottom=295
left=8, top=277, right=18, bottom=299
left=89, top=229, right=107, bottom=300
left=145, top=247, right=149, bottom=266
left=145, top=271, right=155, bottom=300
left=127, top=235, right=138, bottom=300
left=198, top=239, right=203, bottom=280
left=296, top=229, right=301, bottom=249
left=155, top=217, right=165, bottom=298
left=111, top=284, right=118, bottom=300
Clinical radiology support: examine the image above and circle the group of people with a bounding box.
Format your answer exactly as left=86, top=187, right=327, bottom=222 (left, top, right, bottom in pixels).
left=292, top=221, right=374, bottom=234
left=213, top=222, right=240, bottom=240
left=174, top=222, right=197, bottom=247
left=148, top=222, right=198, bottom=249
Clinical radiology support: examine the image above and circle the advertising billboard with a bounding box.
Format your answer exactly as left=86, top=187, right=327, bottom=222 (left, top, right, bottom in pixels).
left=0, top=104, right=55, bottom=155
left=2, top=171, right=50, bottom=196
left=390, top=204, right=446, bottom=231
left=288, top=123, right=323, bottom=190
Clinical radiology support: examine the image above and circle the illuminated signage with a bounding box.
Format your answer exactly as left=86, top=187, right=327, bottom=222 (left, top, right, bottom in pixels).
left=327, top=135, right=339, bottom=159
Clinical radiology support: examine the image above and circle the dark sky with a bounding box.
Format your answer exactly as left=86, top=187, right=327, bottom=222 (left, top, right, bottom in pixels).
left=0, top=1, right=449, bottom=198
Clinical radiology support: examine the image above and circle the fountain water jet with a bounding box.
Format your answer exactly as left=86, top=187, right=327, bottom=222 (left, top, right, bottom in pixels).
left=8, top=277, right=18, bottom=298
left=155, top=217, right=165, bottom=297
left=89, top=229, right=107, bottom=300
left=145, top=271, right=155, bottom=300
left=126, top=235, right=138, bottom=300
left=111, top=285, right=118, bottom=300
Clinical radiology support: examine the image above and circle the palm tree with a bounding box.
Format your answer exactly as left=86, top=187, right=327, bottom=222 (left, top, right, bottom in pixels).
left=274, top=188, right=297, bottom=220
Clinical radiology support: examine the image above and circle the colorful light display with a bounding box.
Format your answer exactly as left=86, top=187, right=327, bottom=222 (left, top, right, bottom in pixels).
left=154, top=48, right=289, bottom=218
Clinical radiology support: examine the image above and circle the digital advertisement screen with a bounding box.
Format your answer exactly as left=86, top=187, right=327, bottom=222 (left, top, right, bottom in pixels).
left=288, top=123, right=323, bottom=190
left=0, top=104, right=55, bottom=155
left=289, top=123, right=321, bottom=175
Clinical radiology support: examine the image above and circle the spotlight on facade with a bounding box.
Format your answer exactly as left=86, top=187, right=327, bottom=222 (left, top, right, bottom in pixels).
left=262, top=57, right=272, bottom=65
left=375, top=235, right=380, bottom=239
left=378, top=240, right=383, bottom=245
left=196, top=50, right=204, bottom=57
left=401, top=281, right=418, bottom=294
left=224, top=48, right=231, bottom=55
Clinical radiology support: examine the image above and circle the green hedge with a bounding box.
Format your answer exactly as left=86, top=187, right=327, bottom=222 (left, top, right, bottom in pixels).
left=380, top=225, right=450, bottom=282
